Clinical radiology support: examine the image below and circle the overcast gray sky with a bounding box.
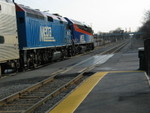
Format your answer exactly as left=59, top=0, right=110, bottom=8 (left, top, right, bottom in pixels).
left=15, top=0, right=150, bottom=33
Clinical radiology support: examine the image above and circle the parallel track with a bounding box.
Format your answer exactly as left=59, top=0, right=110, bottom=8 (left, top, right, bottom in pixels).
left=0, top=40, right=128, bottom=113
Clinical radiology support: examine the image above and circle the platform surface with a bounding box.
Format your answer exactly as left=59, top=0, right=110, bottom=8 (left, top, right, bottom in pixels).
left=75, top=71, right=150, bottom=113
left=50, top=39, right=150, bottom=113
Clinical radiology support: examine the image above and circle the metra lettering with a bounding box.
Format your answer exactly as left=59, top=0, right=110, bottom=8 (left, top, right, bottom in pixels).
left=40, top=26, right=55, bottom=42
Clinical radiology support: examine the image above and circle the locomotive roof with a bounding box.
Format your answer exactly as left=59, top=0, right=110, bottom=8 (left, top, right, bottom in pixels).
left=55, top=16, right=68, bottom=23
left=66, top=18, right=91, bottom=28
left=41, top=12, right=59, bottom=20
left=16, top=4, right=67, bottom=23
left=44, top=13, right=67, bottom=23
left=16, top=4, right=45, bottom=18
left=70, top=19, right=83, bottom=26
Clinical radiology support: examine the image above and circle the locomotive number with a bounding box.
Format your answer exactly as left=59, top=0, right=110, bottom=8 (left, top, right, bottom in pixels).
left=80, top=35, right=86, bottom=43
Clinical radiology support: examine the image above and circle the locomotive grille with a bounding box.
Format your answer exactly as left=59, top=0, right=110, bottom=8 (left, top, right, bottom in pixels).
left=0, top=44, right=19, bottom=62
left=0, top=14, right=17, bottom=35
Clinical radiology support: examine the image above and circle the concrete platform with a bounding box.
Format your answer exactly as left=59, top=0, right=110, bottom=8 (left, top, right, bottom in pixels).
left=50, top=71, right=150, bottom=113
left=75, top=71, right=150, bottom=113
left=50, top=39, right=150, bottom=113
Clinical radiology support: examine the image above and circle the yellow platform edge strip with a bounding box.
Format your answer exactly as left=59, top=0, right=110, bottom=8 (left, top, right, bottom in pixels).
left=109, top=70, right=144, bottom=73
left=50, top=72, right=108, bottom=113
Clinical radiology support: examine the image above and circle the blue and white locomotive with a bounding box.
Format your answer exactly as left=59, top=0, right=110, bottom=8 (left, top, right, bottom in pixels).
left=0, top=0, right=94, bottom=75
left=16, top=4, right=73, bottom=69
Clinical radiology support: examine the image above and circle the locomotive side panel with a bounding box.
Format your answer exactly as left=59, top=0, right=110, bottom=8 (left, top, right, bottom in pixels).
left=25, top=17, right=67, bottom=49
left=16, top=4, right=71, bottom=50
left=0, top=1, right=19, bottom=63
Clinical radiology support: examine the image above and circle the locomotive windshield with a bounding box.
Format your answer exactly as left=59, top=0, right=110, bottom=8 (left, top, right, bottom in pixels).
left=77, top=24, right=93, bottom=34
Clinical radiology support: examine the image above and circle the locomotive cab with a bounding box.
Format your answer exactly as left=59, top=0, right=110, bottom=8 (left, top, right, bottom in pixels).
left=65, top=18, right=94, bottom=54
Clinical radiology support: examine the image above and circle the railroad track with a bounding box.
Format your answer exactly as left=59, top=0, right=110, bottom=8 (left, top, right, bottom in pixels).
left=0, top=41, right=128, bottom=113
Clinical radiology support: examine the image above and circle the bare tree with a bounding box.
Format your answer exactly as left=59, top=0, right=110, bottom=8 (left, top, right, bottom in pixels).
left=144, top=10, right=150, bottom=22
left=138, top=10, right=150, bottom=39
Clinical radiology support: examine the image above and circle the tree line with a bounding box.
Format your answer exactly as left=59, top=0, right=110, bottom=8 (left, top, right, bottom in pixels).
left=138, top=10, right=150, bottom=39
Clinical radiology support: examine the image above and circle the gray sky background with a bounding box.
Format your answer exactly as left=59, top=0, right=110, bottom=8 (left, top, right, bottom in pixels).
left=15, top=0, right=150, bottom=33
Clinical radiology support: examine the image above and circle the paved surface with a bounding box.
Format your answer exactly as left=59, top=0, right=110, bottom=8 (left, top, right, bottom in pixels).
left=75, top=38, right=150, bottom=113
left=75, top=72, right=150, bottom=113
left=50, top=38, right=150, bottom=113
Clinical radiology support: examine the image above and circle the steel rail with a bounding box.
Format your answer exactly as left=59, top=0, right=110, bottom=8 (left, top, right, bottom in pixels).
left=0, top=70, right=86, bottom=113
left=24, top=72, right=85, bottom=113
left=0, top=69, right=65, bottom=106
